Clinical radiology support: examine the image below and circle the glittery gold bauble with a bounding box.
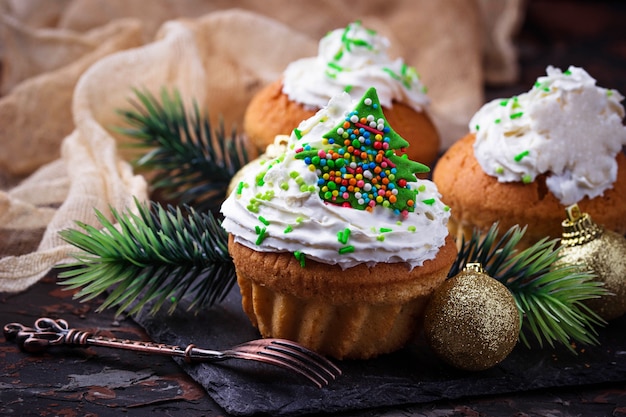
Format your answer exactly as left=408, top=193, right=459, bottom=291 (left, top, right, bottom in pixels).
left=555, top=204, right=626, bottom=320
left=423, top=263, right=520, bottom=371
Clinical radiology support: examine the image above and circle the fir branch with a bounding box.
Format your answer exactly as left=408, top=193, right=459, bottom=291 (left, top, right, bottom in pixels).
left=452, top=223, right=608, bottom=353
left=57, top=198, right=236, bottom=316
left=116, top=88, right=249, bottom=213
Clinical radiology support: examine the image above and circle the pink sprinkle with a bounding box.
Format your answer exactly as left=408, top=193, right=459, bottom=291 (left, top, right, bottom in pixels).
left=295, top=147, right=304, bottom=153
left=378, top=190, right=385, bottom=196
left=357, top=180, right=365, bottom=188
left=342, top=192, right=349, bottom=199
left=382, top=142, right=389, bottom=149
left=369, top=200, right=376, bottom=207
left=318, top=150, right=326, bottom=158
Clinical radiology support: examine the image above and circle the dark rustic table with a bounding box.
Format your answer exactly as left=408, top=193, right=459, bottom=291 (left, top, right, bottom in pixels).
left=2, top=1, right=626, bottom=415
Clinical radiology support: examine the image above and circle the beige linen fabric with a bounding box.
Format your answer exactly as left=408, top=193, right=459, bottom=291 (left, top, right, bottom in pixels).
left=0, top=1, right=524, bottom=292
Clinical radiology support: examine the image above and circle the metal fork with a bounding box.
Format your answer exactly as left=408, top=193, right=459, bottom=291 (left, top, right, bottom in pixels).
left=3, top=317, right=341, bottom=388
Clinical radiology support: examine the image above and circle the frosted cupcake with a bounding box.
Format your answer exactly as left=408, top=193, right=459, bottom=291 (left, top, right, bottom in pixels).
left=243, top=21, right=440, bottom=168
left=222, top=88, right=456, bottom=359
left=433, top=66, right=626, bottom=247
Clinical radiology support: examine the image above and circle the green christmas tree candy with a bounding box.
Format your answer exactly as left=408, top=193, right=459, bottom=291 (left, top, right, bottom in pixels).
left=295, top=87, right=429, bottom=217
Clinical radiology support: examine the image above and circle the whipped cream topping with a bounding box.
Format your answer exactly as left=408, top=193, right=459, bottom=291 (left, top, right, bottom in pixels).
left=221, top=91, right=450, bottom=270
left=282, top=21, right=430, bottom=112
left=470, top=65, right=626, bottom=205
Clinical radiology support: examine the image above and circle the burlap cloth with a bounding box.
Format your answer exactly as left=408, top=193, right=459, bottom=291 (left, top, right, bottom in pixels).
left=0, top=0, right=524, bottom=293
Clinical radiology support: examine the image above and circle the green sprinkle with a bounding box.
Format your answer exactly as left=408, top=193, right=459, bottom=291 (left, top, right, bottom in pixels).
left=255, top=227, right=267, bottom=245
left=475, top=124, right=480, bottom=131
left=543, top=87, right=550, bottom=92
left=293, top=129, right=302, bottom=139
left=377, top=235, right=385, bottom=241
left=379, top=227, right=393, bottom=233
left=514, top=150, right=530, bottom=162
left=258, top=216, right=270, bottom=226
left=418, top=185, right=426, bottom=192
left=255, top=172, right=265, bottom=186
left=408, top=225, right=416, bottom=232
left=327, top=62, right=343, bottom=72
left=608, top=90, right=614, bottom=97
left=444, top=205, right=450, bottom=212
left=236, top=181, right=246, bottom=195
left=495, top=166, right=505, bottom=174
left=284, top=225, right=293, bottom=234
left=495, top=118, right=501, bottom=124
left=280, top=182, right=289, bottom=190
left=337, top=228, right=351, bottom=244
left=500, top=99, right=509, bottom=106
left=564, top=69, right=572, bottom=75
left=296, top=216, right=304, bottom=223
left=522, top=174, right=533, bottom=184
left=422, top=198, right=436, bottom=205
left=510, top=112, right=523, bottom=119
left=300, top=184, right=308, bottom=192
left=344, top=85, right=353, bottom=93
left=294, top=251, right=306, bottom=268
left=338, top=246, right=355, bottom=254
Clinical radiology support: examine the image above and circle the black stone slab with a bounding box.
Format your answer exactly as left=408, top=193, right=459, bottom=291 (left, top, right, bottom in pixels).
left=134, top=286, right=626, bottom=416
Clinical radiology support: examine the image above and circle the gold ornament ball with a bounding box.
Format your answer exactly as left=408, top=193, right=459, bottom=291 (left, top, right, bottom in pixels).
left=424, top=269, right=520, bottom=371
left=556, top=228, right=626, bottom=321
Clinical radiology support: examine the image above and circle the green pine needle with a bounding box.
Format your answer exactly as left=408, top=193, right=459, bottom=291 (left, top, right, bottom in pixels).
left=451, top=223, right=608, bottom=353
left=56, top=198, right=236, bottom=316
left=116, top=88, right=249, bottom=213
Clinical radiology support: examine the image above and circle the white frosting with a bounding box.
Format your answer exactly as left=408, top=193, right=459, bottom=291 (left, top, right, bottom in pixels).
left=221, top=92, right=450, bottom=270
left=470, top=65, right=626, bottom=205
left=282, top=21, right=430, bottom=112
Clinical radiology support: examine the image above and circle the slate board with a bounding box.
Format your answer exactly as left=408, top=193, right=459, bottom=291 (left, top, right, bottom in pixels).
left=134, top=286, right=626, bottom=416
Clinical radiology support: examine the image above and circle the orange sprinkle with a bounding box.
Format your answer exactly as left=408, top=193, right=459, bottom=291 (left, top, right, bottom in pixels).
left=382, top=178, right=389, bottom=185
left=343, top=121, right=351, bottom=129
left=374, top=166, right=382, bottom=174
left=360, top=151, right=368, bottom=159
left=407, top=200, right=414, bottom=207
left=389, top=195, right=397, bottom=203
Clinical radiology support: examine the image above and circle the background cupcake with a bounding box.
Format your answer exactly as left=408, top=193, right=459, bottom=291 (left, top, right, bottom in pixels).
left=433, top=65, right=626, bottom=247
left=243, top=21, right=440, bottom=168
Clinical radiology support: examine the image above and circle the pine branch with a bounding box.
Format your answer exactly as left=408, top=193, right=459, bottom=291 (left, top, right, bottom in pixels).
left=452, top=223, right=608, bottom=353
left=116, top=88, right=250, bottom=213
left=57, top=198, right=236, bottom=316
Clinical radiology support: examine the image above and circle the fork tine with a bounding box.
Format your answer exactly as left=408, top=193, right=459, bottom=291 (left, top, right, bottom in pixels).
left=232, top=339, right=341, bottom=388
left=263, top=339, right=342, bottom=381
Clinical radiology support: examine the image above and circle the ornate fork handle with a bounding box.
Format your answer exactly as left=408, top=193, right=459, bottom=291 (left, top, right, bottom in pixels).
left=3, top=317, right=343, bottom=389
left=3, top=317, right=228, bottom=362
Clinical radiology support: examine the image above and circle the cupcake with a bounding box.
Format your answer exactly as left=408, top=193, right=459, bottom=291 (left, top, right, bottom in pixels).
left=243, top=21, right=440, bottom=168
left=433, top=66, right=626, bottom=247
left=222, top=88, right=456, bottom=360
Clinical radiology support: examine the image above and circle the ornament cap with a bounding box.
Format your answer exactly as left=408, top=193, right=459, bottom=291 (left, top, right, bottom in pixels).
left=561, top=204, right=603, bottom=247
left=463, top=262, right=485, bottom=274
